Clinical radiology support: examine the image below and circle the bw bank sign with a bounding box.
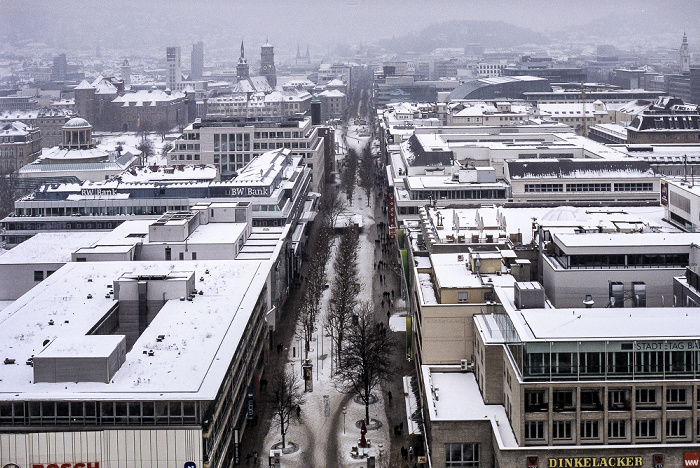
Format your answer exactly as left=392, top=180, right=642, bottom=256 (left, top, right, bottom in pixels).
left=229, top=186, right=270, bottom=197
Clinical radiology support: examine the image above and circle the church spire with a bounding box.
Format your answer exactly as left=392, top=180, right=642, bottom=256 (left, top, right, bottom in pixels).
left=240, top=40, right=245, bottom=60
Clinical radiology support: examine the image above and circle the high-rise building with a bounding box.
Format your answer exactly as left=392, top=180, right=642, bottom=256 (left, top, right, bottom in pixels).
left=51, top=53, right=67, bottom=82
left=191, top=41, right=204, bottom=80
left=166, top=46, right=182, bottom=91
left=259, top=40, right=277, bottom=88
left=237, top=41, right=249, bottom=81
left=681, top=32, right=690, bottom=74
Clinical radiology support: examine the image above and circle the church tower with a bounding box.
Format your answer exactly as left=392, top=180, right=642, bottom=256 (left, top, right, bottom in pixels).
left=259, top=39, right=277, bottom=87
left=681, top=32, right=690, bottom=74
left=237, top=41, right=249, bottom=81
left=121, top=59, right=131, bottom=87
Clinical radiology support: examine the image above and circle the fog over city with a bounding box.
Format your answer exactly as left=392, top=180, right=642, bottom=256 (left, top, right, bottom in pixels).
left=4, top=1, right=700, bottom=468
left=1, top=0, right=698, bottom=59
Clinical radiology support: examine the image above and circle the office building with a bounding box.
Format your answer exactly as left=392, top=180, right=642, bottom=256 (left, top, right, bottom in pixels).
left=191, top=42, right=204, bottom=80
left=2, top=147, right=314, bottom=247
left=167, top=46, right=182, bottom=91
left=169, top=116, right=327, bottom=191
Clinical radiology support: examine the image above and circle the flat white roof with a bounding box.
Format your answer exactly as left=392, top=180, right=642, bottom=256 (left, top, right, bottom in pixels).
left=519, top=307, right=700, bottom=341
left=0, top=232, right=106, bottom=264
left=39, top=335, right=125, bottom=359
left=553, top=231, right=700, bottom=250
left=423, top=367, right=517, bottom=447
left=0, top=259, right=270, bottom=401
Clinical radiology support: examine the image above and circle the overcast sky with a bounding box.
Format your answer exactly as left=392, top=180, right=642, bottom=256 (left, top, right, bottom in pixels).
left=1, top=0, right=697, bottom=58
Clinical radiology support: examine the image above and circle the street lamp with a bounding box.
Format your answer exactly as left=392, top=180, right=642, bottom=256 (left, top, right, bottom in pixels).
left=342, top=406, right=347, bottom=434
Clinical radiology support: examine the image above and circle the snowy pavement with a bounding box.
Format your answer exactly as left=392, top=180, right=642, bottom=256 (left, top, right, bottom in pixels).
left=262, top=130, right=398, bottom=467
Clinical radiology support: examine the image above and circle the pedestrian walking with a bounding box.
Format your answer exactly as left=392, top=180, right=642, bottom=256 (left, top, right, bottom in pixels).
left=253, top=451, right=258, bottom=465
left=388, top=390, right=393, bottom=404
left=392, top=289, right=395, bottom=299
left=296, top=405, right=301, bottom=418
left=381, top=300, right=385, bottom=308
left=246, top=453, right=252, bottom=466
left=401, top=446, right=407, bottom=460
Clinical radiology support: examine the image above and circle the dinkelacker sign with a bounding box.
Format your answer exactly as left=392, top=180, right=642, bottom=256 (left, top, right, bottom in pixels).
left=547, top=457, right=643, bottom=467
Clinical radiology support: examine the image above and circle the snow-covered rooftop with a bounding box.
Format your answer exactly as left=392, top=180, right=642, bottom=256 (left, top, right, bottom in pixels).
left=0, top=259, right=271, bottom=401
left=0, top=232, right=106, bottom=264
left=422, top=367, right=517, bottom=447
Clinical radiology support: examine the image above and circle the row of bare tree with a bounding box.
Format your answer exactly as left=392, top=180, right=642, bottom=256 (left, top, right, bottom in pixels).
left=270, top=185, right=395, bottom=446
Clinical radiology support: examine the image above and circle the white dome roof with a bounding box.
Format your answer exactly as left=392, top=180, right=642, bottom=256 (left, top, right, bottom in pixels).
left=63, top=117, right=91, bottom=129
left=540, top=206, right=588, bottom=222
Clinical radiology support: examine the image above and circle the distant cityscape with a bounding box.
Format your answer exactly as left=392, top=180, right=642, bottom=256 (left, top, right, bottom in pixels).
left=3, top=9, right=700, bottom=468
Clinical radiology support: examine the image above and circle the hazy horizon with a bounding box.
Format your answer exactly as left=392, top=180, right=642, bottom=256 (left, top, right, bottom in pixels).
left=1, top=0, right=698, bottom=60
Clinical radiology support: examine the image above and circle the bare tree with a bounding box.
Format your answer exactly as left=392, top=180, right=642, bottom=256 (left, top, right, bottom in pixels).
left=270, top=370, right=306, bottom=449
left=156, top=120, right=169, bottom=141
left=321, top=187, right=346, bottom=229
left=334, top=302, right=396, bottom=424
left=358, top=144, right=375, bottom=206
left=0, top=170, right=19, bottom=219
left=341, top=147, right=358, bottom=205
left=161, top=141, right=174, bottom=159
left=325, top=225, right=359, bottom=371
left=137, top=138, right=155, bottom=165
left=299, top=218, right=334, bottom=358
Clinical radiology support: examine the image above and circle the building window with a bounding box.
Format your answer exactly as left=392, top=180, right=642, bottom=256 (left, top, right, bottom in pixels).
left=191, top=252, right=197, bottom=260
left=608, top=389, right=628, bottom=410
left=608, top=420, right=626, bottom=439
left=445, top=443, right=479, bottom=467
left=552, top=390, right=573, bottom=410
left=179, top=252, right=184, bottom=260
left=580, top=420, right=599, bottom=439
left=635, top=388, right=656, bottom=405
left=524, top=183, right=563, bottom=193
left=165, top=247, right=171, bottom=261
left=667, top=388, right=687, bottom=404
left=524, top=390, right=547, bottom=412
left=635, top=419, right=656, bottom=438
left=666, top=419, right=687, bottom=438
left=33, top=270, right=44, bottom=281
left=614, top=182, right=654, bottom=192
left=552, top=421, right=572, bottom=440
left=458, top=291, right=468, bottom=303
left=566, top=183, right=611, bottom=192
left=580, top=389, right=602, bottom=410
left=524, top=421, right=544, bottom=439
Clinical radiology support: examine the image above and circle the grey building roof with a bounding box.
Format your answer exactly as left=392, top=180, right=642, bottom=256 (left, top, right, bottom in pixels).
left=506, top=158, right=655, bottom=179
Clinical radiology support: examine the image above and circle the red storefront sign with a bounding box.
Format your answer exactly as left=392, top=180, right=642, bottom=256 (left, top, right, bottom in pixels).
left=685, top=452, right=700, bottom=467
left=33, top=464, right=99, bottom=468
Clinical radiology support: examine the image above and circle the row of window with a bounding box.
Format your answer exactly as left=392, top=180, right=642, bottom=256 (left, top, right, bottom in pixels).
left=525, top=348, right=699, bottom=377
left=409, top=189, right=507, bottom=201
left=0, top=400, right=200, bottom=427
left=524, top=183, right=654, bottom=193
left=213, top=133, right=251, bottom=152
left=565, top=253, right=688, bottom=269
left=525, top=387, right=694, bottom=412
left=525, top=418, right=691, bottom=441
left=172, top=154, right=202, bottom=161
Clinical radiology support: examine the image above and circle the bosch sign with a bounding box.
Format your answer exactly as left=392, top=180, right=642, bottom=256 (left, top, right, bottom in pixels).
left=32, top=464, right=100, bottom=468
